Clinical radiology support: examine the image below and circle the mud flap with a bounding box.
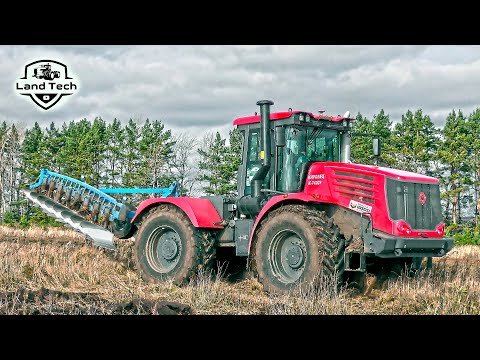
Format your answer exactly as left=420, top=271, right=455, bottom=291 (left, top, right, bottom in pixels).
left=22, top=188, right=117, bottom=250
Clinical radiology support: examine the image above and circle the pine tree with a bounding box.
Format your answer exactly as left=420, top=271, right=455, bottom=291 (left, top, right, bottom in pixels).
left=467, top=108, right=480, bottom=225
left=57, top=120, right=78, bottom=177
left=40, top=122, right=63, bottom=173
left=438, top=110, right=471, bottom=224
left=104, top=118, right=125, bottom=187
left=351, top=113, right=372, bottom=164
left=224, top=127, right=242, bottom=195
left=20, top=122, right=45, bottom=183
left=370, top=109, right=395, bottom=167
left=89, top=117, right=107, bottom=187
left=122, top=118, right=142, bottom=188
left=392, top=109, right=439, bottom=174
left=197, top=132, right=231, bottom=195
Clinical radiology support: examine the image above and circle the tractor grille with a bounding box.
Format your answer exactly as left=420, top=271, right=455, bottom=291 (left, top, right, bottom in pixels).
left=333, top=171, right=375, bottom=204
left=386, top=178, right=442, bottom=231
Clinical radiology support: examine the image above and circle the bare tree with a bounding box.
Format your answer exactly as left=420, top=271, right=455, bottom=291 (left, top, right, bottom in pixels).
left=169, top=133, right=200, bottom=196
left=0, top=123, right=22, bottom=216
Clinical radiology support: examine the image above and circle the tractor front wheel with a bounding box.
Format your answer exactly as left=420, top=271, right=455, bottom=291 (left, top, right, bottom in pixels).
left=250, top=204, right=345, bottom=294
left=133, top=204, right=216, bottom=286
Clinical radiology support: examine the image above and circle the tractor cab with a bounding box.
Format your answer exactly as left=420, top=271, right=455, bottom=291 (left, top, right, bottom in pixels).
left=233, top=106, right=355, bottom=198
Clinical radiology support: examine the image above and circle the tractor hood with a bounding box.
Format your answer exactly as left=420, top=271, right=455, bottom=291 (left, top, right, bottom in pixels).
left=308, top=162, right=439, bottom=184
left=303, top=162, right=443, bottom=237
left=343, top=163, right=439, bottom=183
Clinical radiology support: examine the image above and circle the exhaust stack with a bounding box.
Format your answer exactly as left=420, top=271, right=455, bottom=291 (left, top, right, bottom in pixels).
left=251, top=99, right=273, bottom=198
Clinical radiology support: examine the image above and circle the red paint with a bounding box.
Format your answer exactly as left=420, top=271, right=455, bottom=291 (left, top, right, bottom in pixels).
left=330, top=163, right=439, bottom=183
left=332, top=180, right=376, bottom=194
left=132, top=197, right=224, bottom=229
left=313, top=115, right=356, bottom=122
left=247, top=161, right=444, bottom=255
left=302, top=162, right=443, bottom=237
left=233, top=111, right=316, bottom=126
left=233, top=110, right=358, bottom=126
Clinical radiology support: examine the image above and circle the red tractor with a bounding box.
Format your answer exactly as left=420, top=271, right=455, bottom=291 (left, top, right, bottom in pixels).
left=25, top=100, right=454, bottom=293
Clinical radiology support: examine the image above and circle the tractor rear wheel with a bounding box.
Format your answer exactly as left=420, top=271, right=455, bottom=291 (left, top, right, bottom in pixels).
left=250, top=204, right=345, bottom=294
left=133, top=204, right=216, bottom=286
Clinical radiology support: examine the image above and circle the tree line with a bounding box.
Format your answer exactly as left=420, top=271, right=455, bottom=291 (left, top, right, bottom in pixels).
left=0, top=117, right=240, bottom=227
left=351, top=108, right=480, bottom=229
left=1, top=108, right=480, bottom=242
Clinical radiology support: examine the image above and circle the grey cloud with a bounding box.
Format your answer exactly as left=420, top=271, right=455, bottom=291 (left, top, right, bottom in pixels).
left=1, top=45, right=480, bottom=139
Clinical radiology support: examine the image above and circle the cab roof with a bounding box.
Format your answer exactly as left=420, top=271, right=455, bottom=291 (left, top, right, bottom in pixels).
left=233, top=110, right=356, bottom=126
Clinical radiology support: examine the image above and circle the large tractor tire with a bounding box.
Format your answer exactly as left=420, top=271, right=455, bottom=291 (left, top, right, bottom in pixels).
left=250, top=204, right=345, bottom=294
left=133, top=204, right=216, bottom=286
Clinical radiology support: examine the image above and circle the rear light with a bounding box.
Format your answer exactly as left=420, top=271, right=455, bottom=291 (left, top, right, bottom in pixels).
left=396, top=221, right=412, bottom=235
left=436, top=223, right=445, bottom=236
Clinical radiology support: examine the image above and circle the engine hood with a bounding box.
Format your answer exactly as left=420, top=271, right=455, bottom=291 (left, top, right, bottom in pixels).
left=326, top=162, right=439, bottom=184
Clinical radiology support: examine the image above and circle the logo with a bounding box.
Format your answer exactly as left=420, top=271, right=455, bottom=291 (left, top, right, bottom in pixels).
left=418, top=191, right=427, bottom=205
left=307, top=173, right=325, bottom=186
left=348, top=199, right=372, bottom=214
left=15, top=59, right=78, bottom=110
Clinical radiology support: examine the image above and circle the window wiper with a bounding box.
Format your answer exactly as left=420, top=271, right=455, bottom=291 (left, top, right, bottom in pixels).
left=307, top=124, right=326, bottom=145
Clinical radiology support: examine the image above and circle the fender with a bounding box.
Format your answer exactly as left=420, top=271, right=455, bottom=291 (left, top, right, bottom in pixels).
left=248, top=192, right=317, bottom=254
left=131, top=197, right=224, bottom=229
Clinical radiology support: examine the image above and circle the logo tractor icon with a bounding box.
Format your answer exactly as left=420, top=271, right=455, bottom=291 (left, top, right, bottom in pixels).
left=32, top=63, right=60, bottom=81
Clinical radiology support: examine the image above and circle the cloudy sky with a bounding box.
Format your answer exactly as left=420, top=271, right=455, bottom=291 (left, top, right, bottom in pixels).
left=2, top=45, right=480, bottom=139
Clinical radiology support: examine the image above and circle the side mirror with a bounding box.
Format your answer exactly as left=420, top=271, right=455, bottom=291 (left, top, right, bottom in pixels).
left=275, top=126, right=286, bottom=147
left=373, top=137, right=382, bottom=157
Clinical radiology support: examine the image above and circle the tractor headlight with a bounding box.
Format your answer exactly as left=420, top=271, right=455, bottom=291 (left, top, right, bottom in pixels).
left=299, top=114, right=305, bottom=122
left=342, top=120, right=347, bottom=127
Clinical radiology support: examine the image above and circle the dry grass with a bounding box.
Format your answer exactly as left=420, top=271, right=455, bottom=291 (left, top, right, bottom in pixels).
left=1, top=227, right=480, bottom=315
left=0, top=225, right=84, bottom=243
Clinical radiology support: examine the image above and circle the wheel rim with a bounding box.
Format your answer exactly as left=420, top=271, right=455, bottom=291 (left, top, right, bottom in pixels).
left=146, top=226, right=182, bottom=274
left=268, top=229, right=307, bottom=284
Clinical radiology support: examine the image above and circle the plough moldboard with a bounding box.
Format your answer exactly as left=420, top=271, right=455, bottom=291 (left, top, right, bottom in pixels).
left=21, top=169, right=179, bottom=250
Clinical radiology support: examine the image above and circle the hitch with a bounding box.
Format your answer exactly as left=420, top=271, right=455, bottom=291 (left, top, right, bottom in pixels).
left=344, top=251, right=366, bottom=272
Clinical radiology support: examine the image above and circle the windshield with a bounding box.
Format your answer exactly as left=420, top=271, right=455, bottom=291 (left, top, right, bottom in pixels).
left=278, top=125, right=340, bottom=192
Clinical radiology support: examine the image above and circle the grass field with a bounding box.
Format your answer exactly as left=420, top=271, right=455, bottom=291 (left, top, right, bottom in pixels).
left=1, top=225, right=479, bottom=315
